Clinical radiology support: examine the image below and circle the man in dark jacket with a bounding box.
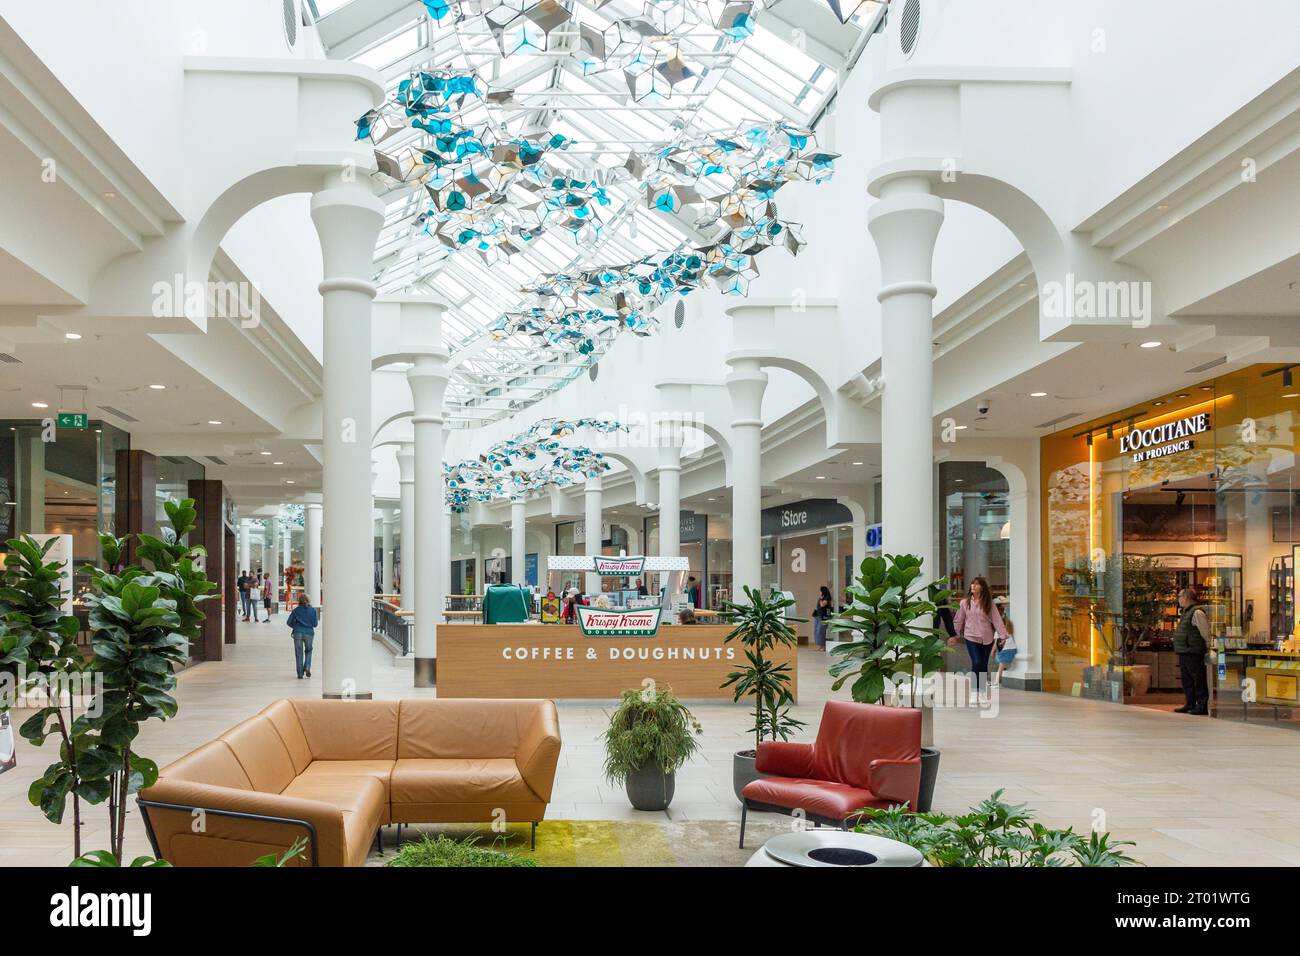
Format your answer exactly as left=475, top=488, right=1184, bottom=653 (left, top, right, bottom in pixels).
left=236, top=570, right=251, bottom=621
left=1172, top=588, right=1211, bottom=715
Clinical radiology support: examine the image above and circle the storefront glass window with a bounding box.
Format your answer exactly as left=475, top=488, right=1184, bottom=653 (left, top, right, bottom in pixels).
left=1041, top=366, right=1300, bottom=723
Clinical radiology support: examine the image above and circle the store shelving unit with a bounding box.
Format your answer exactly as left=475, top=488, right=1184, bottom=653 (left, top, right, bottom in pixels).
left=1269, top=555, right=1294, bottom=640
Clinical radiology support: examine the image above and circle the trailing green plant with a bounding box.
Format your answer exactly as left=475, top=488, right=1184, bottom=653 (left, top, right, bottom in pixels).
left=251, top=836, right=310, bottom=867
left=20, top=498, right=213, bottom=864
left=601, top=685, right=701, bottom=783
left=828, top=554, right=949, bottom=706
left=853, top=790, right=1139, bottom=867
left=719, top=585, right=804, bottom=750
left=1, top=535, right=88, bottom=854
left=386, top=834, right=539, bottom=868
left=69, top=850, right=171, bottom=867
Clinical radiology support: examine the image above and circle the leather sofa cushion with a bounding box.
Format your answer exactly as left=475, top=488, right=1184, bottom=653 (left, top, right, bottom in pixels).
left=742, top=777, right=886, bottom=821
left=158, top=740, right=252, bottom=791
left=397, top=699, right=545, bottom=759
left=290, top=699, right=399, bottom=761
left=282, top=773, right=386, bottom=867
left=221, top=716, right=298, bottom=794
left=391, top=758, right=537, bottom=806
left=299, top=760, right=395, bottom=804
left=259, top=699, right=313, bottom=774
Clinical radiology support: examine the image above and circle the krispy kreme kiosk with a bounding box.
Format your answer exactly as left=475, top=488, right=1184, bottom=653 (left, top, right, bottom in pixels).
left=436, top=555, right=797, bottom=699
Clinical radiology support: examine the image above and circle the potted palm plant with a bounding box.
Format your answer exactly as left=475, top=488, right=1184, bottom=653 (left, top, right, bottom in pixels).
left=719, top=586, right=805, bottom=802
left=828, top=554, right=949, bottom=811
left=601, top=686, right=701, bottom=811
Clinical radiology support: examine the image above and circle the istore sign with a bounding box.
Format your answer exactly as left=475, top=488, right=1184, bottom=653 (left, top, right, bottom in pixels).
left=1120, top=412, right=1210, bottom=463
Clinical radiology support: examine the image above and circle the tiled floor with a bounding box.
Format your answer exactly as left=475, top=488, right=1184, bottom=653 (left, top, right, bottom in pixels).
left=4, top=617, right=1300, bottom=865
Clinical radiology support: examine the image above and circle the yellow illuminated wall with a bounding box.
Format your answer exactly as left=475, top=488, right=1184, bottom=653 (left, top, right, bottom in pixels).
left=1039, top=365, right=1298, bottom=698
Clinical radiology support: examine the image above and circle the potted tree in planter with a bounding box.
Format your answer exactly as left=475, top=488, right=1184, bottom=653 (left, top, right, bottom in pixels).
left=16, top=498, right=212, bottom=864
left=719, top=586, right=805, bottom=801
left=828, top=554, right=949, bottom=811
left=601, top=686, right=701, bottom=811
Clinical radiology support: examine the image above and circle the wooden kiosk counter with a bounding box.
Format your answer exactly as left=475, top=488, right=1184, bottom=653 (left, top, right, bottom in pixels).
left=436, top=622, right=797, bottom=699
left=435, top=555, right=797, bottom=700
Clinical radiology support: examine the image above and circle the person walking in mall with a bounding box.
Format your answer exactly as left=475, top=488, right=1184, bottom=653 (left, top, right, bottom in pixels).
left=286, top=593, right=319, bottom=680
left=248, top=577, right=264, bottom=622
left=262, top=572, right=275, bottom=622
left=237, top=569, right=251, bottom=621
left=812, top=585, right=833, bottom=650
left=1173, top=587, right=1211, bottom=715
left=949, top=576, right=1008, bottom=699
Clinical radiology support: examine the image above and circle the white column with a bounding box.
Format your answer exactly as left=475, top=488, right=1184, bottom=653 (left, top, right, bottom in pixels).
left=311, top=174, right=384, bottom=699
left=282, top=523, right=292, bottom=601
left=305, top=503, right=322, bottom=607
left=407, top=350, right=450, bottom=687
left=266, top=515, right=279, bottom=614
left=511, top=498, right=527, bottom=586
left=239, top=518, right=252, bottom=573
left=868, top=177, right=944, bottom=577
left=397, top=443, right=415, bottom=614
left=658, top=442, right=682, bottom=557
left=443, top=505, right=454, bottom=602
left=584, top=476, right=603, bottom=594
left=725, top=358, right=768, bottom=600
left=381, top=508, right=395, bottom=594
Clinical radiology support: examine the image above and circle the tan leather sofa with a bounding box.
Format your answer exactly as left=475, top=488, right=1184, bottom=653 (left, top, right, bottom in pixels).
left=138, top=698, right=562, bottom=867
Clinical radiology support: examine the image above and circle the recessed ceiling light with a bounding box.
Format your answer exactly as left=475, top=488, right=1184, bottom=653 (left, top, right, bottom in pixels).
left=954, top=424, right=968, bottom=430
left=149, top=384, right=166, bottom=390
left=1153, top=401, right=1164, bottom=406
left=260, top=451, right=272, bottom=456
left=706, top=497, right=715, bottom=501
left=852, top=461, right=864, bottom=466
left=815, top=475, right=826, bottom=480
left=64, top=332, right=82, bottom=340
left=1177, top=393, right=1189, bottom=398
left=207, top=420, right=222, bottom=425
left=1157, top=203, right=1169, bottom=211
left=1030, top=391, right=1048, bottom=398
left=1140, top=341, right=1162, bottom=349
left=273, top=461, right=284, bottom=466
left=286, top=480, right=295, bottom=485
left=104, top=191, right=117, bottom=199
left=31, top=402, right=48, bottom=409
left=1284, top=393, right=1299, bottom=399
left=955, top=478, right=964, bottom=483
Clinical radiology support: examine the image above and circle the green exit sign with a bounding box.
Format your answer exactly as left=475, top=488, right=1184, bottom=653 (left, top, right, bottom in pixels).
left=56, top=412, right=88, bottom=429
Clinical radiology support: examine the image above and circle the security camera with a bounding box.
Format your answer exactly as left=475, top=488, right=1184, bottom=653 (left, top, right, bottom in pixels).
left=977, top=399, right=991, bottom=415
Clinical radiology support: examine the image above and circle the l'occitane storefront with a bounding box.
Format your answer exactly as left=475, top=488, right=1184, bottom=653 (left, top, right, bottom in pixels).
left=1041, top=365, right=1300, bottom=726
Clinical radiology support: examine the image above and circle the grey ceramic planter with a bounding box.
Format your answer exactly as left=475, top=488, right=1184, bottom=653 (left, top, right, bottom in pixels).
left=733, top=750, right=773, bottom=802
left=625, top=763, right=675, bottom=811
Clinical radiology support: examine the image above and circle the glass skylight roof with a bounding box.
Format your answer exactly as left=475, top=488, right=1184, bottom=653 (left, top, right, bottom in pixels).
left=315, top=0, right=886, bottom=426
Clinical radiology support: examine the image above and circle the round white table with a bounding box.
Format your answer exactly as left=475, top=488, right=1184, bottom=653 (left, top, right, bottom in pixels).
left=745, top=830, right=924, bottom=867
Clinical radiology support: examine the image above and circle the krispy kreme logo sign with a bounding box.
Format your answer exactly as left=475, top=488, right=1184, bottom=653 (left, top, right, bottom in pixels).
left=1120, top=412, right=1209, bottom=463
left=576, top=605, right=662, bottom=637
left=593, top=555, right=645, bottom=577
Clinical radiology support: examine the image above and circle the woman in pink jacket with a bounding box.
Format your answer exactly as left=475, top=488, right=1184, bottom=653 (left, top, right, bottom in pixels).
left=949, top=576, right=1007, bottom=697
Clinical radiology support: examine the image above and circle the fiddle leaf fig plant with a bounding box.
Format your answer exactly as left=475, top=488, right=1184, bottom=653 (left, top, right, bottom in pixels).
left=18, top=497, right=213, bottom=864
left=828, top=554, right=950, bottom=706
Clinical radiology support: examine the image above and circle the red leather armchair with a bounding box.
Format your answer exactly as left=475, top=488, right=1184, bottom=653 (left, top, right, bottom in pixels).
left=739, top=701, right=922, bottom=848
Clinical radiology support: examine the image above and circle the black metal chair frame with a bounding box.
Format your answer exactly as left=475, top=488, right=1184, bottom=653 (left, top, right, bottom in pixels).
left=137, top=798, right=321, bottom=866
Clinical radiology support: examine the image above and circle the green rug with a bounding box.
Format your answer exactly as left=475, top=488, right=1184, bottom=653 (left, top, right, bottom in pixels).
left=369, top=819, right=789, bottom=867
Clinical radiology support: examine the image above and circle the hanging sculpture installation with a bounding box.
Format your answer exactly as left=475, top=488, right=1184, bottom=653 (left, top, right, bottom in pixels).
left=444, top=417, right=626, bottom=511
left=354, top=0, right=840, bottom=359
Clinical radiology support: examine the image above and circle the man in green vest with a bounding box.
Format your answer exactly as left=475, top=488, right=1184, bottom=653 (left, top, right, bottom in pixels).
left=1172, top=588, right=1211, bottom=715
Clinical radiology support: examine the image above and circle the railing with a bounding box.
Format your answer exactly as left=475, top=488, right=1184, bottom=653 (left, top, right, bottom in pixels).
left=371, top=599, right=413, bottom=655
